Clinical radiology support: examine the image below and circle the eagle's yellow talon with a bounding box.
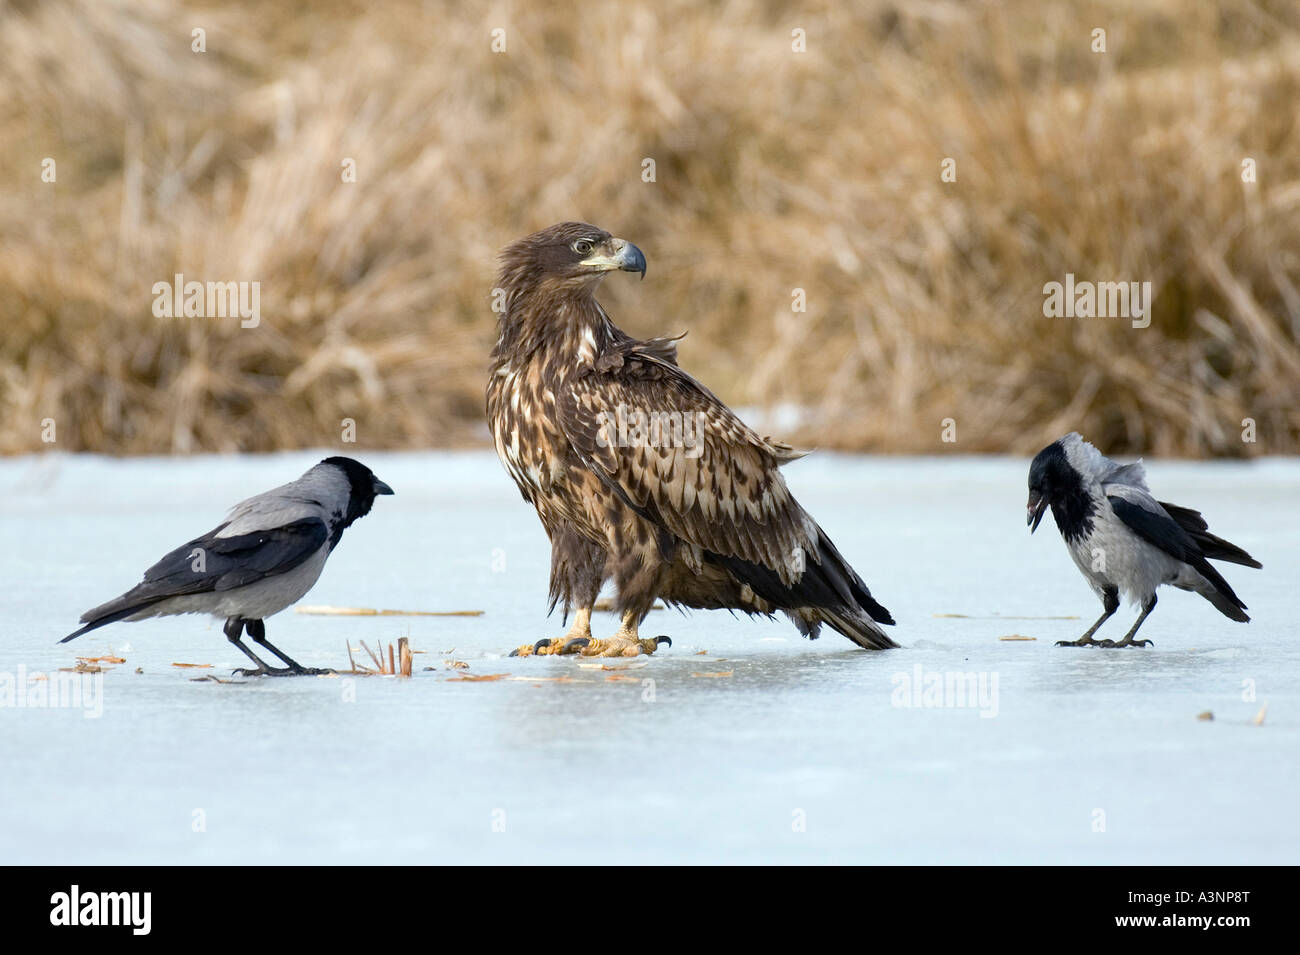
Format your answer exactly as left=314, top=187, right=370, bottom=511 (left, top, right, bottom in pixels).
left=573, top=624, right=670, bottom=658
left=514, top=610, right=669, bottom=658
left=512, top=610, right=594, bottom=657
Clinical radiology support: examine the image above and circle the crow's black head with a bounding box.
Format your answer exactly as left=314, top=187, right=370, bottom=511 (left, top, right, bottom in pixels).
left=1026, top=439, right=1076, bottom=533
left=321, top=456, right=394, bottom=527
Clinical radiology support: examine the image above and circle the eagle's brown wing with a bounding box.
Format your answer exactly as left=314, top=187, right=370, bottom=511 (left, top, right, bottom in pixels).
left=556, top=340, right=816, bottom=585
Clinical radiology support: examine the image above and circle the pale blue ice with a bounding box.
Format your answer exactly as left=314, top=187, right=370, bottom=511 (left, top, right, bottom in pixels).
left=1, top=451, right=1295, bottom=863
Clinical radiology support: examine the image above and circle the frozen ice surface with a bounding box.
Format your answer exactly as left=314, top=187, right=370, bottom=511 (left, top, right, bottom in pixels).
left=1, top=450, right=1295, bottom=864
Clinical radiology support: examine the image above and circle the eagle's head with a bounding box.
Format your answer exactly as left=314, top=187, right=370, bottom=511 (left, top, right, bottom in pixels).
left=497, top=222, right=646, bottom=299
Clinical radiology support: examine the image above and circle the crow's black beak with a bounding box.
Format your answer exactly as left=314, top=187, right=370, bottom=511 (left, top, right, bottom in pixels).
left=1027, top=492, right=1047, bottom=532
left=373, top=478, right=394, bottom=496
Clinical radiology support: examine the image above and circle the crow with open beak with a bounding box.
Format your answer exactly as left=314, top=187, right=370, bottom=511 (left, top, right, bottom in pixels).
left=1027, top=433, right=1260, bottom=647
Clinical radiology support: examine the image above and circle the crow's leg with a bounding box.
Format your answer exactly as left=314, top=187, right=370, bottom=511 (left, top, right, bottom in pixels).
left=225, top=617, right=281, bottom=674
left=1102, top=594, right=1156, bottom=648
left=578, top=608, right=671, bottom=658
left=1057, top=588, right=1119, bottom=647
left=238, top=619, right=331, bottom=676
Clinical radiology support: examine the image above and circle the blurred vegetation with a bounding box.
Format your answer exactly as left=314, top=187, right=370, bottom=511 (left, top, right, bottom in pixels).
left=2, top=0, right=1298, bottom=456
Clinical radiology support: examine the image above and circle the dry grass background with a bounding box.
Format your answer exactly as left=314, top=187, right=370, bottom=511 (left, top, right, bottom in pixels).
left=2, top=0, right=1298, bottom=456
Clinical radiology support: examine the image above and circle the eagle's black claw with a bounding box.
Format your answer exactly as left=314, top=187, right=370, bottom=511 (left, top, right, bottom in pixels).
left=562, top=637, right=591, bottom=653
left=532, top=638, right=553, bottom=655
left=655, top=636, right=672, bottom=648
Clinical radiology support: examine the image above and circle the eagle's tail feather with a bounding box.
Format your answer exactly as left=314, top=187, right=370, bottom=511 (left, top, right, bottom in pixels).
left=787, top=606, right=899, bottom=651
left=814, top=528, right=895, bottom=626
left=704, top=524, right=897, bottom=650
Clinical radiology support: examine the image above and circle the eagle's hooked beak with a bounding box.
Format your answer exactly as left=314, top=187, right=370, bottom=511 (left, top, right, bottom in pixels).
left=1027, top=491, right=1047, bottom=532
left=582, top=238, right=646, bottom=280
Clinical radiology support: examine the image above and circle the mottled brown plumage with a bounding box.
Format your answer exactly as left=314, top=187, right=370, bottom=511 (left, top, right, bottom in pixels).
left=487, top=222, right=896, bottom=655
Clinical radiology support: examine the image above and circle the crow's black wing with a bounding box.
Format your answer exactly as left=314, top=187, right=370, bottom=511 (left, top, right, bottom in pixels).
left=136, top=519, right=329, bottom=594
left=1157, top=501, right=1262, bottom=568
left=64, top=519, right=329, bottom=641
left=1108, top=496, right=1243, bottom=608
left=1109, top=496, right=1199, bottom=563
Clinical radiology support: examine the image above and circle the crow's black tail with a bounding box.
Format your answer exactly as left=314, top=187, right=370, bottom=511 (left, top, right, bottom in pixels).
left=61, top=591, right=164, bottom=643
left=62, top=609, right=133, bottom=643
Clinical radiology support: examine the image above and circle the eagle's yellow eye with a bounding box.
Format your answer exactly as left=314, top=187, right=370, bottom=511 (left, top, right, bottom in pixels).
left=573, top=239, right=594, bottom=256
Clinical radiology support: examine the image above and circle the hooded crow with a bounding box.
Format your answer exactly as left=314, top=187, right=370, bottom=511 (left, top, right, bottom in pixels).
left=62, top=456, right=394, bottom=675
left=1027, top=433, right=1260, bottom=647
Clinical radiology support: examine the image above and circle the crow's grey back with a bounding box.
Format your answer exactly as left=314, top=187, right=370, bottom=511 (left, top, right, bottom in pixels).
left=216, top=463, right=350, bottom=537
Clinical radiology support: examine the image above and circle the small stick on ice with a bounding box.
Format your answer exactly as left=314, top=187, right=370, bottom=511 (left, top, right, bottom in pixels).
left=360, top=641, right=384, bottom=672
left=593, top=599, right=663, bottom=612
left=296, top=606, right=483, bottom=617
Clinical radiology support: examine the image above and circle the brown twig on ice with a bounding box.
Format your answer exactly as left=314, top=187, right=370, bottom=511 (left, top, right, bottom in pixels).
left=359, top=641, right=384, bottom=672
left=298, top=606, right=482, bottom=617
left=346, top=638, right=416, bottom=676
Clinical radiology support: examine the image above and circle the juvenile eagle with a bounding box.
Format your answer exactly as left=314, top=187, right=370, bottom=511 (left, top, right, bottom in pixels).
left=487, top=222, right=897, bottom=656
